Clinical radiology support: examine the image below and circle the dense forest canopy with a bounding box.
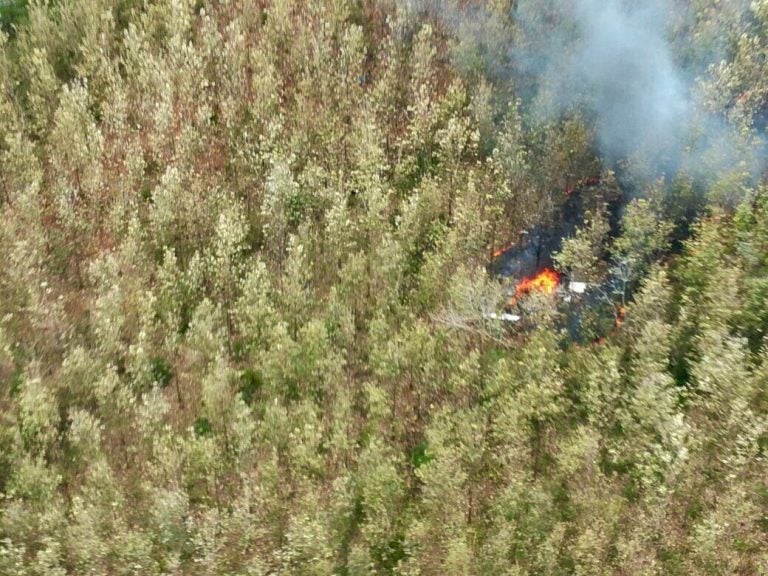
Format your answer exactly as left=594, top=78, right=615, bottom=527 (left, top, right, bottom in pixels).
left=0, top=1, right=766, bottom=574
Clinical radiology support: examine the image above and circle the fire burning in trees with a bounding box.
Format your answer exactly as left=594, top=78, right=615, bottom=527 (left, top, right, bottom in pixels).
left=615, top=306, right=626, bottom=327
left=514, top=268, right=560, bottom=299
left=493, top=241, right=517, bottom=259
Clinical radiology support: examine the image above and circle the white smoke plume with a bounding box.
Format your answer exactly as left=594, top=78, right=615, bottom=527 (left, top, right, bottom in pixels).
left=403, top=0, right=765, bottom=182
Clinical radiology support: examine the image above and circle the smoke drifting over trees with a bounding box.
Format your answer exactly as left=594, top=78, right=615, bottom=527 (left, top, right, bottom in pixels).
left=534, top=0, right=691, bottom=164
left=415, top=0, right=764, bottom=179
left=530, top=0, right=764, bottom=177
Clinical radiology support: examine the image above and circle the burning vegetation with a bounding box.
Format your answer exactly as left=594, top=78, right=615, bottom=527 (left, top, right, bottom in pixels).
left=514, top=268, right=560, bottom=299
left=492, top=240, right=517, bottom=259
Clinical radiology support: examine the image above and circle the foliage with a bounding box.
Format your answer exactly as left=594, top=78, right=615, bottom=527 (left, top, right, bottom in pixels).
left=0, top=1, right=766, bottom=574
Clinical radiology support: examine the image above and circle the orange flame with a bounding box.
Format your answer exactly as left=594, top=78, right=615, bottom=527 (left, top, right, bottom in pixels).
left=514, top=268, right=560, bottom=299
left=492, top=240, right=517, bottom=259
left=615, top=306, right=626, bottom=327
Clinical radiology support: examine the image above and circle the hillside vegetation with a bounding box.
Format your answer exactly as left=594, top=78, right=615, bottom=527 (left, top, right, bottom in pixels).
left=0, top=1, right=766, bottom=574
